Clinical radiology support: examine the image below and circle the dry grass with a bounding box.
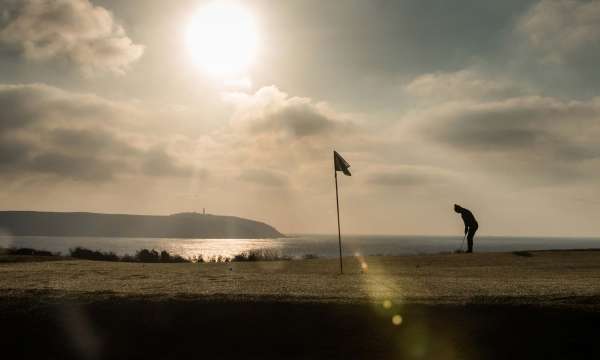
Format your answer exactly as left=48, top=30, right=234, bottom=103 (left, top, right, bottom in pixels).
left=1, top=250, right=600, bottom=308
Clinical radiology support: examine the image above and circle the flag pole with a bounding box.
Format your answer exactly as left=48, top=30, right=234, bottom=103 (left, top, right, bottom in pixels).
left=334, top=157, right=343, bottom=274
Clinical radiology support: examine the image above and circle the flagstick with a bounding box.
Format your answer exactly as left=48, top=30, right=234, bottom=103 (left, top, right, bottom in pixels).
left=334, top=168, right=343, bottom=274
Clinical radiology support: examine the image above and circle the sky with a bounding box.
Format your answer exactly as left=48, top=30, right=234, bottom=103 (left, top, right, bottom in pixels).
left=1, top=0, right=600, bottom=236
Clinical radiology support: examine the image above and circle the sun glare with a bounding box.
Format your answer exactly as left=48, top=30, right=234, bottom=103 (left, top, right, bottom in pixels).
left=186, top=1, right=259, bottom=77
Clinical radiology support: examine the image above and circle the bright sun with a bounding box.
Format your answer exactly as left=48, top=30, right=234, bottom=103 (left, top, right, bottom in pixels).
left=186, top=1, right=259, bottom=77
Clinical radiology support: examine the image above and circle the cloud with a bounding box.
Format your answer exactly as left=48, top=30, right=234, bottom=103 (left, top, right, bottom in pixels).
left=217, top=86, right=361, bottom=186
left=403, top=69, right=600, bottom=185
left=367, top=165, right=455, bottom=187
left=29, top=151, right=128, bottom=181
left=404, top=69, right=600, bottom=158
left=0, top=83, right=196, bottom=182
left=0, top=83, right=358, bottom=191
left=238, top=169, right=288, bottom=187
left=49, top=128, right=140, bottom=157
left=405, top=69, right=528, bottom=101
left=517, top=0, right=600, bottom=66
left=0, top=0, right=144, bottom=75
left=141, top=147, right=193, bottom=177
left=413, top=96, right=600, bottom=158
left=224, top=86, right=352, bottom=139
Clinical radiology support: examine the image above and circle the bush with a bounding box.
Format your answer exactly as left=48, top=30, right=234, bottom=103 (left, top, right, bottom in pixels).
left=135, top=249, right=160, bottom=262
left=205, top=255, right=229, bottom=263
left=232, top=249, right=290, bottom=262
left=70, top=247, right=119, bottom=261
left=134, top=249, right=189, bottom=263
left=160, top=250, right=171, bottom=262
left=69, top=247, right=190, bottom=263
left=8, top=248, right=54, bottom=257
left=159, top=250, right=188, bottom=263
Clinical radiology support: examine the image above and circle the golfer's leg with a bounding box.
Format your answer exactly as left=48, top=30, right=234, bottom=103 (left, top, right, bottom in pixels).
left=467, top=230, right=474, bottom=253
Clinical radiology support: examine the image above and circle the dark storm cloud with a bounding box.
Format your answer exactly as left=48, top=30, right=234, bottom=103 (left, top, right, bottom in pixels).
left=0, top=83, right=195, bottom=182
left=0, top=0, right=143, bottom=75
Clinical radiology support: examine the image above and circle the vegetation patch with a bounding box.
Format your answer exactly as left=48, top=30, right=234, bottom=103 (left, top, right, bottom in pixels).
left=69, top=247, right=189, bottom=263
left=7, top=248, right=55, bottom=257
left=232, top=249, right=290, bottom=262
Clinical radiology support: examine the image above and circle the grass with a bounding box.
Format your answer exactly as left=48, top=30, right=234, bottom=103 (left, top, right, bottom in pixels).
left=2, top=250, right=600, bottom=307
left=2, top=248, right=600, bottom=359
left=513, top=250, right=534, bottom=257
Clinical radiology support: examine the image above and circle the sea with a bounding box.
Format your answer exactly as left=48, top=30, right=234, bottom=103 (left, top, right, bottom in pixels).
left=1, top=234, right=599, bottom=260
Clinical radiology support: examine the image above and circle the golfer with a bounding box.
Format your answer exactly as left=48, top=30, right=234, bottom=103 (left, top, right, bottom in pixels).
left=454, top=204, right=478, bottom=253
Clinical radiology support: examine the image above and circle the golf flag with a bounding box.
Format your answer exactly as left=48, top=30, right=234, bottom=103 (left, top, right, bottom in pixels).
left=333, top=150, right=351, bottom=274
left=334, top=151, right=351, bottom=176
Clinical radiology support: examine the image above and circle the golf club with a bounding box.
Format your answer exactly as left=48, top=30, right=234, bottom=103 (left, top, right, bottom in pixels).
left=459, top=233, right=467, bottom=252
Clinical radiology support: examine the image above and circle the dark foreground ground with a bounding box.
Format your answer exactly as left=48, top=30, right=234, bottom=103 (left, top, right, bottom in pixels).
left=2, top=250, right=600, bottom=359
left=2, top=295, right=599, bottom=360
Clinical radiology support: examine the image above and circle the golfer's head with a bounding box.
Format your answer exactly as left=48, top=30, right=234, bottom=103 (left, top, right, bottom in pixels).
left=454, top=204, right=462, bottom=213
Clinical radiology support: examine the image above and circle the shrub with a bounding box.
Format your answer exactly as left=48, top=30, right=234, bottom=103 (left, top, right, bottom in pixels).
left=135, top=249, right=160, bottom=262
left=70, top=247, right=119, bottom=261
left=232, top=248, right=290, bottom=262
left=160, top=250, right=187, bottom=263
left=9, top=248, right=54, bottom=257
left=160, top=250, right=171, bottom=262
left=69, top=247, right=190, bottom=263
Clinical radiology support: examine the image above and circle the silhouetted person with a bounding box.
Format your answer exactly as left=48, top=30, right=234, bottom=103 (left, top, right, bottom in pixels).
left=454, top=204, right=478, bottom=253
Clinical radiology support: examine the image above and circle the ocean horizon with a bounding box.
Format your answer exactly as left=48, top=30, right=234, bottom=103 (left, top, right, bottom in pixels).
left=2, top=234, right=599, bottom=260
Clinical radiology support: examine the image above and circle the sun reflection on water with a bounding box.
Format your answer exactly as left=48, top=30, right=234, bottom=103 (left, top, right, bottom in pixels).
left=158, top=238, right=284, bottom=260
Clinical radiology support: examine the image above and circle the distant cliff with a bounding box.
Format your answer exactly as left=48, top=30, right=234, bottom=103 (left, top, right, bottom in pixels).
left=0, top=211, right=284, bottom=239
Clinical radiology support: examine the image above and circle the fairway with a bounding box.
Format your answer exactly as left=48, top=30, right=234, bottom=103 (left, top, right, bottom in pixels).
left=2, top=251, right=600, bottom=307
left=3, top=250, right=600, bottom=359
